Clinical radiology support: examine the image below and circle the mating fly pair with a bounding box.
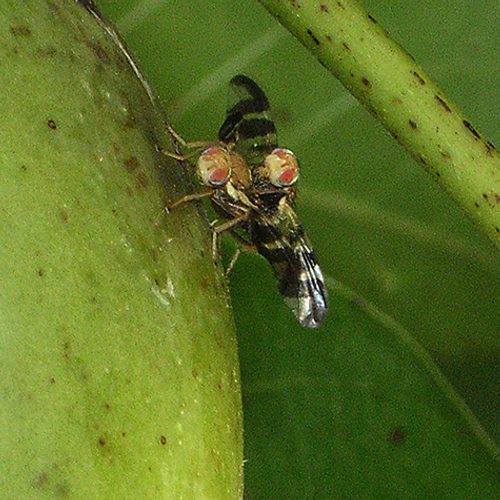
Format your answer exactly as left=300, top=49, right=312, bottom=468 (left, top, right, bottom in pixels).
left=168, top=75, right=328, bottom=328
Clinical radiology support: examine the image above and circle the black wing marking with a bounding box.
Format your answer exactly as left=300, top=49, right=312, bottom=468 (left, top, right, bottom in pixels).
left=287, top=228, right=329, bottom=328
left=250, top=209, right=328, bottom=328
left=218, top=75, right=278, bottom=166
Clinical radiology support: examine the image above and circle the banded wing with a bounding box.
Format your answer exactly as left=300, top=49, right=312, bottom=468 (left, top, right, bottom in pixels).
left=250, top=203, right=328, bottom=328
left=218, top=75, right=278, bottom=167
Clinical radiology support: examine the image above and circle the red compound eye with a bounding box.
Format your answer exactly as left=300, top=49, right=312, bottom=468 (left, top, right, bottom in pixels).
left=264, top=148, right=299, bottom=187
left=208, top=165, right=231, bottom=185
left=277, top=165, right=299, bottom=186
left=197, top=146, right=232, bottom=186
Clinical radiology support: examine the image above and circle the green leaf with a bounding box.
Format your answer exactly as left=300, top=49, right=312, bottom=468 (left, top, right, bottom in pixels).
left=237, top=275, right=500, bottom=498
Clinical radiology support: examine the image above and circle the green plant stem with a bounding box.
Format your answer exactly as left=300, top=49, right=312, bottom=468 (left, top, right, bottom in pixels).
left=258, top=0, right=500, bottom=249
left=0, top=1, right=242, bottom=497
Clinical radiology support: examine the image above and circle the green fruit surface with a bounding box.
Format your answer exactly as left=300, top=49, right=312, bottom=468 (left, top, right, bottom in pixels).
left=0, top=1, right=243, bottom=498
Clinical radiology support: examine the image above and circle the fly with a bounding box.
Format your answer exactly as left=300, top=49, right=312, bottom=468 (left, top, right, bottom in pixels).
left=168, top=75, right=328, bottom=328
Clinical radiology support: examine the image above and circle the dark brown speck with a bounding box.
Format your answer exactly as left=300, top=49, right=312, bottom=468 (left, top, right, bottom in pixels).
left=58, top=210, right=68, bottom=223
left=124, top=156, right=140, bottom=171
left=463, top=120, right=481, bottom=140
left=413, top=71, right=426, bottom=85
left=10, top=26, right=31, bottom=36
left=307, top=29, right=320, bottom=46
left=388, top=427, right=406, bottom=444
left=435, top=95, right=451, bottom=113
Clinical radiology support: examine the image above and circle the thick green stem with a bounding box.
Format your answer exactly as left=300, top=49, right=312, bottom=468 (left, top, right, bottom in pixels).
left=258, top=0, right=500, bottom=248
left=0, top=1, right=243, bottom=498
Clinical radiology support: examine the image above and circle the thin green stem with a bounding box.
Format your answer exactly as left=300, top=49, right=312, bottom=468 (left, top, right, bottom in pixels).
left=258, top=0, right=500, bottom=249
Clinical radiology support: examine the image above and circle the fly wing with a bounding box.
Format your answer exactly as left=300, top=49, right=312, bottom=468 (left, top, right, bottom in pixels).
left=251, top=207, right=328, bottom=328
left=218, top=75, right=278, bottom=167
left=287, top=227, right=329, bottom=328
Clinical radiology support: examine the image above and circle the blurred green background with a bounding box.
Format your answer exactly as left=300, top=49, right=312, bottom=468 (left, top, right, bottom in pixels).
left=95, top=0, right=500, bottom=497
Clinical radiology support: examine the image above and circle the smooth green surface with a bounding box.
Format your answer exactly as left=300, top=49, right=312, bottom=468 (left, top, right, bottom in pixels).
left=0, top=1, right=242, bottom=498
left=96, top=0, right=500, bottom=497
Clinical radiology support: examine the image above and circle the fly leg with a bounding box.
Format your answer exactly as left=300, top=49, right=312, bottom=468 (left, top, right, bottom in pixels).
left=224, top=238, right=256, bottom=276
left=161, top=122, right=214, bottom=160
left=166, top=191, right=211, bottom=213
left=211, top=213, right=250, bottom=266
left=211, top=218, right=255, bottom=276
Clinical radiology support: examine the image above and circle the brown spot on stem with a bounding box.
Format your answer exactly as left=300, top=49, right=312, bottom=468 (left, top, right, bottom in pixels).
left=480, top=192, right=500, bottom=206
left=89, top=41, right=111, bottom=65
left=435, top=95, right=451, bottom=113
left=486, top=141, right=497, bottom=157
left=463, top=120, right=480, bottom=139
left=58, top=210, right=68, bottom=222
left=408, top=119, right=417, bottom=129
left=10, top=26, right=31, bottom=36
left=320, top=4, right=328, bottom=12
left=124, top=156, right=140, bottom=171
left=62, top=341, right=71, bottom=359
left=307, top=29, right=320, bottom=46
left=47, top=119, right=57, bottom=129
left=413, top=71, right=426, bottom=85
left=361, top=77, right=371, bottom=87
